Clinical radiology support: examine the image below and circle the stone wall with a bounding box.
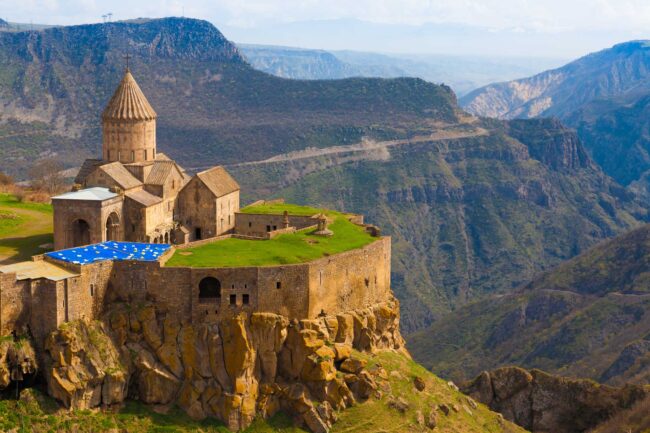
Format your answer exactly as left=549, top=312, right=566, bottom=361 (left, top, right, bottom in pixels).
left=307, top=237, right=391, bottom=318
left=0, top=272, right=29, bottom=336
left=103, top=119, right=156, bottom=164
left=234, top=213, right=316, bottom=238
left=177, top=177, right=217, bottom=241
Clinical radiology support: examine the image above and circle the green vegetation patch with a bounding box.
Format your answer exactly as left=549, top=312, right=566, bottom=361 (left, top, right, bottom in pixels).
left=166, top=216, right=375, bottom=268
left=0, top=193, right=53, bottom=263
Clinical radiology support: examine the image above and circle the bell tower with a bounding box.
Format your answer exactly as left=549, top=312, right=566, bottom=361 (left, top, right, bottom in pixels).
left=102, top=67, right=157, bottom=164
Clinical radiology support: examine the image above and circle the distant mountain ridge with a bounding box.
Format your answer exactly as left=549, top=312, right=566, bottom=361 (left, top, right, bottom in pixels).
left=461, top=41, right=650, bottom=188
left=461, top=40, right=650, bottom=119
left=240, top=43, right=565, bottom=96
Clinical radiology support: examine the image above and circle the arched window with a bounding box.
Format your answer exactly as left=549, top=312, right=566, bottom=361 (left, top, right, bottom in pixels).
left=199, top=277, right=221, bottom=302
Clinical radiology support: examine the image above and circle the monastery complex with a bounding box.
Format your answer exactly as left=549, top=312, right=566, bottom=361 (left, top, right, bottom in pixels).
left=0, top=69, right=392, bottom=346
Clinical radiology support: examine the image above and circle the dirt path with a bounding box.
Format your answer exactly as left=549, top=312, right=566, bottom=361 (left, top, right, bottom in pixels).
left=234, top=127, right=489, bottom=167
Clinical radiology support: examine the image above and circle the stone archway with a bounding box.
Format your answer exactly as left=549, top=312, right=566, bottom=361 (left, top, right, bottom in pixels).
left=105, top=212, right=120, bottom=241
left=71, top=219, right=91, bottom=247
left=199, top=277, right=221, bottom=303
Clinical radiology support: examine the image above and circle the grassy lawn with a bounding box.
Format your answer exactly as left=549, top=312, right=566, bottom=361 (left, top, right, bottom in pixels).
left=166, top=215, right=375, bottom=268
left=240, top=202, right=334, bottom=216
left=0, top=193, right=53, bottom=264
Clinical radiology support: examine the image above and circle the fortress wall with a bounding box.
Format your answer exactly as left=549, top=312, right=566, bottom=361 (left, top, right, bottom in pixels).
left=30, top=279, right=62, bottom=346
left=0, top=272, right=29, bottom=336
left=66, top=261, right=115, bottom=321
left=306, top=237, right=391, bottom=318
left=188, top=267, right=259, bottom=323
left=256, top=264, right=311, bottom=318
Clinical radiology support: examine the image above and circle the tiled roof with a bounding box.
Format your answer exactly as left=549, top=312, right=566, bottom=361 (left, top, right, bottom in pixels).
left=102, top=70, right=157, bottom=121
left=125, top=189, right=162, bottom=207
left=99, top=162, right=143, bottom=190
left=196, top=166, right=240, bottom=197
left=146, top=160, right=174, bottom=185
left=52, top=187, right=118, bottom=201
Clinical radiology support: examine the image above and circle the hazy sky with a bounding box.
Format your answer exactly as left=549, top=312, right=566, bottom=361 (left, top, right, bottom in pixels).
left=2, top=0, right=650, bottom=57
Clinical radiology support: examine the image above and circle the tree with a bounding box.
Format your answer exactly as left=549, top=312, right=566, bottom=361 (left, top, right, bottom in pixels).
left=0, top=171, right=13, bottom=185
left=29, top=158, right=65, bottom=194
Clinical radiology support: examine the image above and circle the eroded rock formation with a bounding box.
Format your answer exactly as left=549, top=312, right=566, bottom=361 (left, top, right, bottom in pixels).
left=0, top=336, right=38, bottom=390
left=462, top=367, right=650, bottom=433
left=43, top=298, right=405, bottom=432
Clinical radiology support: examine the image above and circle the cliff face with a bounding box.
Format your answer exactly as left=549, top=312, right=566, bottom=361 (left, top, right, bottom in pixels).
left=463, top=367, right=650, bottom=433
left=42, top=298, right=405, bottom=432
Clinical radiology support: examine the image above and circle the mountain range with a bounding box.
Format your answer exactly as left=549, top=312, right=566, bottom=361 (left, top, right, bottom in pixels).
left=239, top=44, right=564, bottom=96
left=462, top=41, right=650, bottom=189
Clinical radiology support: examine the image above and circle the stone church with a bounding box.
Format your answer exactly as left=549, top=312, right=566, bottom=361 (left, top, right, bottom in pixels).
left=52, top=69, right=240, bottom=250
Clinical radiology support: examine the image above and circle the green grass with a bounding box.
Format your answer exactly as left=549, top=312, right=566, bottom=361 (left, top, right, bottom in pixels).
left=166, top=215, right=376, bottom=267
left=0, top=390, right=307, bottom=433
left=0, top=193, right=53, bottom=264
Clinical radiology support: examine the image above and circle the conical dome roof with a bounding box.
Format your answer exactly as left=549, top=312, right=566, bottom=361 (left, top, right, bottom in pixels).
left=102, top=69, right=157, bottom=121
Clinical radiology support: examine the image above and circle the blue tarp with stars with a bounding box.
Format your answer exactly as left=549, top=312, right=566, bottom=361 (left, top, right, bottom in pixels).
left=46, top=241, right=170, bottom=265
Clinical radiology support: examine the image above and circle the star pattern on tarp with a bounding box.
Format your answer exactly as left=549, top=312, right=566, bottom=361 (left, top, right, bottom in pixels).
left=46, top=241, right=170, bottom=265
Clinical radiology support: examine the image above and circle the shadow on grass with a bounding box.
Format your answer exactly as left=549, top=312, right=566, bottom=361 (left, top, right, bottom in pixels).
left=0, top=233, right=53, bottom=265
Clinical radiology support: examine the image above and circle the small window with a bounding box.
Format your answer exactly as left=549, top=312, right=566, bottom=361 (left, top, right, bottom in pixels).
left=365, top=278, right=370, bottom=288
left=131, top=151, right=135, bottom=161
left=231, top=284, right=235, bottom=289
left=266, top=225, right=271, bottom=232
left=90, top=284, right=94, bottom=297
left=230, top=294, right=236, bottom=305
left=244, top=284, right=247, bottom=289
left=242, top=294, right=250, bottom=305
left=273, top=225, right=277, bottom=230
left=107, top=150, right=111, bottom=159
left=144, top=149, right=148, bottom=160
left=248, top=222, right=252, bottom=228
left=276, top=281, right=281, bottom=289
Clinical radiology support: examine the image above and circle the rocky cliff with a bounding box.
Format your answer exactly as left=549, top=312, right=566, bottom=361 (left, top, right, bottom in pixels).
left=462, top=367, right=650, bottom=433
left=41, top=298, right=405, bottom=432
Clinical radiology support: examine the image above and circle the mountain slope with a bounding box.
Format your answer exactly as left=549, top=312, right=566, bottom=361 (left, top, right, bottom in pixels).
left=0, top=17, right=457, bottom=178
left=230, top=117, right=646, bottom=333
left=461, top=41, right=650, bottom=188
left=408, top=222, right=650, bottom=385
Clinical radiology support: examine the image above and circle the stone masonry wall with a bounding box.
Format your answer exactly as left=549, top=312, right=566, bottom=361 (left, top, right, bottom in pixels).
left=234, top=213, right=317, bottom=238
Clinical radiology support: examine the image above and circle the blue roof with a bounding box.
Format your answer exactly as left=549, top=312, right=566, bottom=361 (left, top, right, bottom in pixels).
left=46, top=241, right=170, bottom=265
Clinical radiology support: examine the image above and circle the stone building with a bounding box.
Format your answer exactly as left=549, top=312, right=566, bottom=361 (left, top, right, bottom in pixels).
left=52, top=68, right=240, bottom=250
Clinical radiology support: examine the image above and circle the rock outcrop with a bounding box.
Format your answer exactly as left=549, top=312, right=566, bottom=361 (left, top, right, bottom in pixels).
left=462, top=367, right=650, bottom=433
left=43, top=298, right=406, bottom=432
left=0, top=336, right=38, bottom=390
